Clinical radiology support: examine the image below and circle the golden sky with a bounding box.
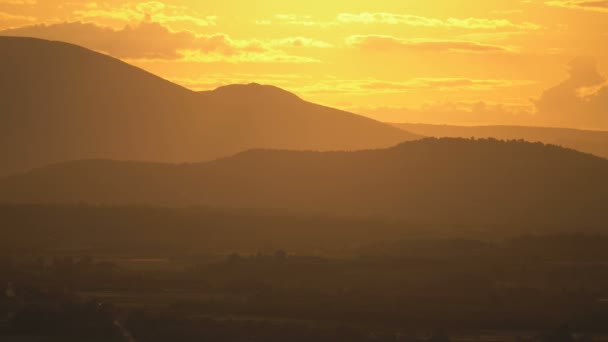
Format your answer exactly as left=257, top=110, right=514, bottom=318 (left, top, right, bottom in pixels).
left=1, top=0, right=607, bottom=128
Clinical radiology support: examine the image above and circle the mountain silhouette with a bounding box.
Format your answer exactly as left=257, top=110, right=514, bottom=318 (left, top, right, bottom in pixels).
left=1, top=138, right=606, bottom=230
left=0, top=36, right=417, bottom=177
left=392, top=123, right=608, bottom=159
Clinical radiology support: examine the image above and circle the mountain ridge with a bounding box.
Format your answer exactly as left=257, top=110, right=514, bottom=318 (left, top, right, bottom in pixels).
left=0, top=36, right=417, bottom=177
left=2, top=138, right=606, bottom=230
left=391, top=122, right=608, bottom=159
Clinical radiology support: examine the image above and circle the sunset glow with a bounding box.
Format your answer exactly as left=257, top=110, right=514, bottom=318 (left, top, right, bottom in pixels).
left=4, top=2, right=608, bottom=340
left=1, top=0, right=607, bottom=128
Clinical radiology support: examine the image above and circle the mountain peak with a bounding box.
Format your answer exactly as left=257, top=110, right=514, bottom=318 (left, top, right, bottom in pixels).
left=202, top=83, right=302, bottom=102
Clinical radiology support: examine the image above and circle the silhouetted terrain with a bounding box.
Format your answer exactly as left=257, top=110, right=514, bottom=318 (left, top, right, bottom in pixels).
left=0, top=205, right=422, bottom=254
left=1, top=204, right=608, bottom=341
left=0, top=37, right=416, bottom=177
left=2, top=138, right=607, bottom=230
left=392, top=123, right=608, bottom=159
left=2, top=34, right=608, bottom=342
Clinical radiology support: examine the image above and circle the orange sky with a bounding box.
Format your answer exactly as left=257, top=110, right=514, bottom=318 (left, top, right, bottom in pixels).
left=1, top=0, right=607, bottom=129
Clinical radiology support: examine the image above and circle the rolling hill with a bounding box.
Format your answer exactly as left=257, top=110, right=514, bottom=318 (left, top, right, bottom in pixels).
left=391, top=123, right=608, bottom=159
left=1, top=138, right=607, bottom=230
left=0, top=36, right=416, bottom=177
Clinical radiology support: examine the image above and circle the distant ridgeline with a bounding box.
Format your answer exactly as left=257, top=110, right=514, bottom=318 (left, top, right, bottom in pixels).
left=393, top=123, right=608, bottom=159
left=1, top=138, right=607, bottom=230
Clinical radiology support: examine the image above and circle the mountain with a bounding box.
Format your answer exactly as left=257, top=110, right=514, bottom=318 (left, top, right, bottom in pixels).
left=0, top=37, right=417, bottom=177
left=2, top=138, right=607, bottom=230
left=391, top=123, right=608, bottom=159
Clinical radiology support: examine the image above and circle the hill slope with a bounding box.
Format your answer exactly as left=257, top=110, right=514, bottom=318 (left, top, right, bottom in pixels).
left=391, top=123, right=608, bottom=159
left=1, top=138, right=607, bottom=229
left=0, top=37, right=416, bottom=177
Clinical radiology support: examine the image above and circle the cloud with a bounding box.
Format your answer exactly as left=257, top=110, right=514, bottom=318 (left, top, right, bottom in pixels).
left=272, top=14, right=329, bottom=27
left=336, top=13, right=539, bottom=30
left=0, top=11, right=36, bottom=29
left=73, top=1, right=217, bottom=27
left=0, top=21, right=323, bottom=63
left=346, top=35, right=513, bottom=53
left=265, top=12, right=539, bottom=30
left=178, top=49, right=321, bottom=64
left=292, top=77, right=533, bottom=96
left=270, top=37, right=332, bottom=48
left=546, top=1, right=608, bottom=13
left=577, top=79, right=608, bottom=98
left=0, top=21, right=194, bottom=59
left=334, top=59, right=608, bottom=130
left=535, top=57, right=608, bottom=129
left=0, top=0, right=36, bottom=4
left=356, top=101, right=534, bottom=125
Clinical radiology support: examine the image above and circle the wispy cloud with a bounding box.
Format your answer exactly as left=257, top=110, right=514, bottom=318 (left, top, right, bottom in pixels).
left=73, top=1, right=217, bottom=27
left=293, top=77, right=534, bottom=96
left=546, top=0, right=608, bottom=13
left=346, top=35, right=515, bottom=53
left=177, top=49, right=321, bottom=64
left=0, top=0, right=36, bottom=4
left=262, top=12, right=539, bottom=30
left=273, top=14, right=327, bottom=27
left=269, top=37, right=332, bottom=48
left=0, top=21, right=324, bottom=63
left=0, top=11, right=36, bottom=29
left=356, top=101, right=534, bottom=125
left=336, top=13, right=540, bottom=30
